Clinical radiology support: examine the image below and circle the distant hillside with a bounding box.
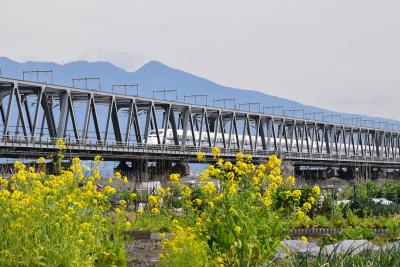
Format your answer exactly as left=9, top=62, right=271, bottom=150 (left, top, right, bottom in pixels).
left=0, top=56, right=397, bottom=125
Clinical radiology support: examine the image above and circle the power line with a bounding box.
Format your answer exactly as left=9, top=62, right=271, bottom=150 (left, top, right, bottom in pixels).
left=304, top=112, right=323, bottom=121
left=213, top=98, right=237, bottom=109
left=22, top=70, right=53, bottom=84
left=239, top=102, right=260, bottom=112
left=72, top=77, right=101, bottom=91
left=112, top=84, right=138, bottom=96
left=184, top=94, right=207, bottom=106
left=153, top=89, right=178, bottom=101
left=263, top=106, right=284, bottom=116
left=284, top=109, right=304, bottom=119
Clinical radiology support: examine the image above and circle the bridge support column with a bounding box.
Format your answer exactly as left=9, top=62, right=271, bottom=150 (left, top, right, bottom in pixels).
left=114, top=160, right=190, bottom=187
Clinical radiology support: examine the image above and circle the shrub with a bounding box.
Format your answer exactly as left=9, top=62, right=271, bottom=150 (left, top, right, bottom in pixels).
left=156, top=154, right=321, bottom=266
left=319, top=193, right=335, bottom=217
left=385, top=217, right=400, bottom=240
left=158, top=225, right=208, bottom=267
left=341, top=226, right=375, bottom=240
left=0, top=152, right=128, bottom=266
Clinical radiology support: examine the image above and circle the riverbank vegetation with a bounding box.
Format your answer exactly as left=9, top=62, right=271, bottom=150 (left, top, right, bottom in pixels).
left=1, top=142, right=400, bottom=266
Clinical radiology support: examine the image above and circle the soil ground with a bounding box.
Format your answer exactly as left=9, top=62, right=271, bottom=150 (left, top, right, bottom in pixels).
left=126, top=239, right=161, bottom=267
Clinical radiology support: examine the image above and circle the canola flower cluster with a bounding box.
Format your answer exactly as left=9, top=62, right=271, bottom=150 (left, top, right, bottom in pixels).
left=145, top=173, right=194, bottom=215
left=155, top=150, right=321, bottom=266
left=160, top=220, right=208, bottom=266
left=0, top=146, right=128, bottom=266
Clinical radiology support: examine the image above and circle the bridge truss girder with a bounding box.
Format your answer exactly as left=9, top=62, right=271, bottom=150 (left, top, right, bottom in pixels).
left=0, top=78, right=399, bottom=167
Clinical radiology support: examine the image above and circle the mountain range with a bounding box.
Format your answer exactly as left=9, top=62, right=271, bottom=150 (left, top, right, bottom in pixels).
left=0, top=56, right=397, bottom=126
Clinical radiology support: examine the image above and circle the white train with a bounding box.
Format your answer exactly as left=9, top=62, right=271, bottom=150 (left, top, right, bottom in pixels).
left=148, top=129, right=261, bottom=147
left=147, top=129, right=352, bottom=154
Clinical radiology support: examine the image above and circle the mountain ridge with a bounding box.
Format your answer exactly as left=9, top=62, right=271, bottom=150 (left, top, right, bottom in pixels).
left=0, top=56, right=397, bottom=125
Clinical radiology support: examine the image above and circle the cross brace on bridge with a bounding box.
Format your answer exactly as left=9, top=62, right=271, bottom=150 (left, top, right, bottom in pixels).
left=0, top=77, right=399, bottom=169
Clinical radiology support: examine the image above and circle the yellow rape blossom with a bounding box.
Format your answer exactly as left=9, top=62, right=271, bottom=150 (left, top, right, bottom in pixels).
left=216, top=256, right=224, bottom=264
left=119, top=199, right=127, bottom=207
left=202, top=182, right=216, bottom=195
left=114, top=172, right=122, bottom=179
left=236, top=152, right=244, bottom=161
left=0, top=177, right=8, bottom=187
left=263, top=190, right=272, bottom=207
left=297, top=209, right=305, bottom=219
left=115, top=208, right=122, bottom=214
left=104, top=185, right=116, bottom=195
left=197, top=151, right=205, bottom=161
left=56, top=139, right=66, bottom=149
left=224, top=161, right=233, bottom=170
left=216, top=159, right=224, bottom=168
left=124, top=221, right=132, bottom=230
left=227, top=172, right=235, bottom=181
left=199, top=172, right=209, bottom=182
left=151, top=207, right=160, bottom=215
left=148, top=195, right=159, bottom=207
left=234, top=226, right=241, bottom=234
left=212, top=147, right=221, bottom=159
left=312, top=185, right=321, bottom=196
left=169, top=173, right=180, bottom=183
left=245, top=154, right=252, bottom=162
left=292, top=190, right=302, bottom=201
left=227, top=182, right=237, bottom=195
left=269, top=182, right=278, bottom=192
left=303, top=202, right=312, bottom=211
left=137, top=208, right=144, bottom=214
left=286, top=176, right=296, bottom=185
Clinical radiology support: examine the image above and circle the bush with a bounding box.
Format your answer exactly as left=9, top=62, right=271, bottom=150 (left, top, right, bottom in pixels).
left=319, top=193, right=335, bottom=217
left=385, top=218, right=400, bottom=240
left=158, top=226, right=208, bottom=267
left=0, top=152, right=128, bottom=266
left=155, top=153, right=321, bottom=266
left=341, top=226, right=375, bottom=240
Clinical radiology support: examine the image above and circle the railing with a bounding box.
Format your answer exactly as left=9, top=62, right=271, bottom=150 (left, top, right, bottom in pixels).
left=1, top=135, right=400, bottom=164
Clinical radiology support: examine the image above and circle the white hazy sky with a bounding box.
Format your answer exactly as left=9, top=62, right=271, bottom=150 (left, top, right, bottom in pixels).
left=1, top=0, right=400, bottom=120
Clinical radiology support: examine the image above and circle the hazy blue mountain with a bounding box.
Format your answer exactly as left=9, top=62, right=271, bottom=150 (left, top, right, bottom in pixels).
left=0, top=56, right=397, bottom=126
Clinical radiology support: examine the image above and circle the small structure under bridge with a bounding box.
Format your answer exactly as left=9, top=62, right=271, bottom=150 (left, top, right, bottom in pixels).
left=0, top=77, right=399, bottom=181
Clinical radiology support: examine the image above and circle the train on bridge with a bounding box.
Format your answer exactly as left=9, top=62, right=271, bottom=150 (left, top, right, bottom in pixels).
left=0, top=77, right=399, bottom=172
left=147, top=129, right=339, bottom=155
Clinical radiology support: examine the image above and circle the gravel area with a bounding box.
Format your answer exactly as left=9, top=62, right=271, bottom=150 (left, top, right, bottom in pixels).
left=126, top=239, right=162, bottom=267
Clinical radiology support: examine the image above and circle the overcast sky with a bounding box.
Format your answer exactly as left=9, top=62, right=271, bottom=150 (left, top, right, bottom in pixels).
left=1, top=0, right=400, bottom=120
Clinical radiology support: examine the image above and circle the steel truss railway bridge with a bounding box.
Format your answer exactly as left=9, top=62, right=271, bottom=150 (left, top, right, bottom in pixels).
left=0, top=77, right=399, bottom=177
